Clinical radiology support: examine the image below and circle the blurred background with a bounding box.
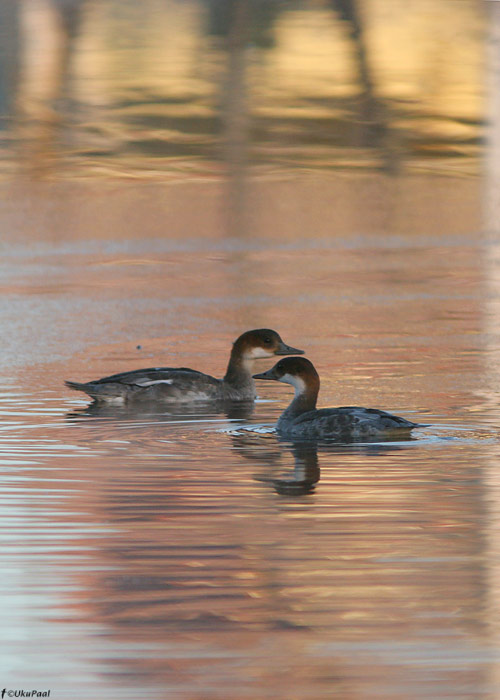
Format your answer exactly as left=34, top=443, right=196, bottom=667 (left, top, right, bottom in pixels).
left=4, top=3, right=500, bottom=700
left=0, top=0, right=484, bottom=236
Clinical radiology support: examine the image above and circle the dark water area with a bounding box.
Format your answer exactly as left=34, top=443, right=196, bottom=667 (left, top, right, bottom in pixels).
left=2, top=1, right=500, bottom=699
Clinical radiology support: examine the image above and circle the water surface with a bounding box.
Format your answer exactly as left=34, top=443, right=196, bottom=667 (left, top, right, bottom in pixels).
left=2, top=222, right=500, bottom=699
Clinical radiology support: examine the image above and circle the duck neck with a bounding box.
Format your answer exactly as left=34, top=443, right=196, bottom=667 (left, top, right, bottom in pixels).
left=223, top=349, right=255, bottom=392
left=282, top=378, right=318, bottom=418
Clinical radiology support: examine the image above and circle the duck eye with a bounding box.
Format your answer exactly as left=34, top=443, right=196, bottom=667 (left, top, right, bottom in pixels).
left=263, top=337, right=272, bottom=344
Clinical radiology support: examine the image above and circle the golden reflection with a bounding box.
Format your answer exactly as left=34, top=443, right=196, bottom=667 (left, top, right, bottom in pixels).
left=0, top=0, right=484, bottom=180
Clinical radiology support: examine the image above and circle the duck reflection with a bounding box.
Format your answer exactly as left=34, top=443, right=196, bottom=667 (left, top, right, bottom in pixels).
left=66, top=397, right=254, bottom=422
left=232, top=430, right=418, bottom=496
left=229, top=431, right=320, bottom=495
left=255, top=441, right=321, bottom=496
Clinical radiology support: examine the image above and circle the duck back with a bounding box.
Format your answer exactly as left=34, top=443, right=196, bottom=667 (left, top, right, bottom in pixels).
left=278, top=406, right=422, bottom=440
left=65, top=367, right=222, bottom=403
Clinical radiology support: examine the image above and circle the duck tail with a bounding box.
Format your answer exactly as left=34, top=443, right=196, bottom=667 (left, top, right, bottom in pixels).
left=65, top=380, right=88, bottom=393
left=65, top=379, right=128, bottom=403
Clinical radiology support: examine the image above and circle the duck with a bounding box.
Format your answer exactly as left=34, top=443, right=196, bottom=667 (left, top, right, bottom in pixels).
left=65, top=329, right=304, bottom=404
left=253, top=357, right=425, bottom=440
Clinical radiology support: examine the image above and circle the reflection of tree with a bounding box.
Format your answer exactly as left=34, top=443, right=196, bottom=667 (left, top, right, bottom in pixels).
left=0, top=0, right=20, bottom=126
left=14, top=0, right=88, bottom=176
left=0, top=0, right=479, bottom=179
left=209, top=0, right=397, bottom=232
left=485, top=0, right=500, bottom=230
left=331, top=0, right=389, bottom=149
left=219, top=0, right=251, bottom=236
left=333, top=0, right=373, bottom=95
left=204, top=1, right=281, bottom=235
left=205, top=0, right=281, bottom=49
left=51, top=0, right=87, bottom=94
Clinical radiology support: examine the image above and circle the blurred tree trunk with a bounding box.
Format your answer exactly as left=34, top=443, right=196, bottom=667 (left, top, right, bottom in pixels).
left=0, top=0, right=20, bottom=128
left=222, top=0, right=251, bottom=236
left=332, top=0, right=399, bottom=172
left=486, top=1, right=500, bottom=231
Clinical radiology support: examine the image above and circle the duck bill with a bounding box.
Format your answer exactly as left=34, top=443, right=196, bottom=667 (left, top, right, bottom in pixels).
left=253, top=368, right=278, bottom=381
left=275, top=342, right=304, bottom=356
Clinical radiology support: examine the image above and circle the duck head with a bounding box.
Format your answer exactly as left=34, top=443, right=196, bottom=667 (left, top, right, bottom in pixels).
left=253, top=356, right=320, bottom=396
left=233, top=329, right=304, bottom=360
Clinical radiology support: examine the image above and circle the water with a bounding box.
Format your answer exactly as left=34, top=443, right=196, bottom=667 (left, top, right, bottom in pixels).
left=1, top=1, right=499, bottom=699
left=2, top=224, right=499, bottom=700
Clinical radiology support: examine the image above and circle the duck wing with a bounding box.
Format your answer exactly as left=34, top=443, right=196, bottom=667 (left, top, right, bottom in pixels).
left=85, top=366, right=201, bottom=385
left=290, top=406, right=424, bottom=439
left=334, top=407, right=423, bottom=429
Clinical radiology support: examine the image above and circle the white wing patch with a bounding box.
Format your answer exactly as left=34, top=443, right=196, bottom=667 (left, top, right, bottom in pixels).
left=134, top=379, right=174, bottom=387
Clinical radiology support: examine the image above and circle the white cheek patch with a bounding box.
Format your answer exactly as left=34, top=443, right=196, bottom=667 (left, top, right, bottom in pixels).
left=249, top=346, right=274, bottom=359
left=134, top=379, right=174, bottom=387
left=279, top=373, right=306, bottom=394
